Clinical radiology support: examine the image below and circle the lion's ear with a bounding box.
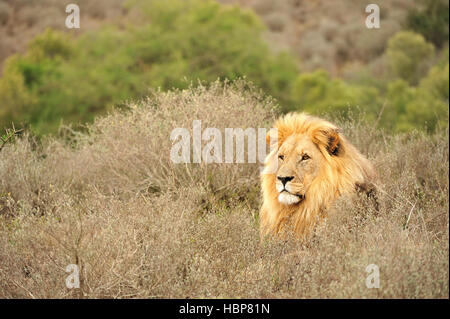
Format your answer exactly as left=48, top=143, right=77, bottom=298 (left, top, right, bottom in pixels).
left=313, top=128, right=341, bottom=156
left=326, top=129, right=340, bottom=156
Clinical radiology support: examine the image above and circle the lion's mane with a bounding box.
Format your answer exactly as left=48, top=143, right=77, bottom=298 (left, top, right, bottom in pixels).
left=260, top=113, right=376, bottom=238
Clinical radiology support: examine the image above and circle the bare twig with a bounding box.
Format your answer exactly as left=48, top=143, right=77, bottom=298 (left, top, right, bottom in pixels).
left=372, top=182, right=415, bottom=208
left=0, top=268, right=36, bottom=299
left=404, top=202, right=416, bottom=229
left=372, top=100, right=388, bottom=130
left=0, top=124, right=23, bottom=152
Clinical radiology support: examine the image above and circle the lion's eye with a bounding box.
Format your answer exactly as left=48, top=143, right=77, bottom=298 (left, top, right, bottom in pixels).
left=301, top=154, right=310, bottom=161
left=278, top=155, right=284, bottom=161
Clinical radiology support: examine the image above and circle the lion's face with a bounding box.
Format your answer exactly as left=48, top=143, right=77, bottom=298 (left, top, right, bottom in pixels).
left=260, top=113, right=377, bottom=238
left=275, top=134, right=323, bottom=205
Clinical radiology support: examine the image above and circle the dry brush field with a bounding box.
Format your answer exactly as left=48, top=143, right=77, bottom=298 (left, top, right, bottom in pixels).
left=0, top=81, right=448, bottom=298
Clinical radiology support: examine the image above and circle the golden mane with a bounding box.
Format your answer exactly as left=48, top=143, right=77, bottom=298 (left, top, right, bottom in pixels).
left=260, top=112, right=376, bottom=238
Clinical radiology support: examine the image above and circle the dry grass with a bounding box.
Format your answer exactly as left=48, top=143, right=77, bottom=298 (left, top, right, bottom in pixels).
left=0, top=81, right=448, bottom=298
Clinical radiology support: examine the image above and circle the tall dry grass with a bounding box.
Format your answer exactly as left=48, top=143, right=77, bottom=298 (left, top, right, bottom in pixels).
left=0, top=80, right=448, bottom=298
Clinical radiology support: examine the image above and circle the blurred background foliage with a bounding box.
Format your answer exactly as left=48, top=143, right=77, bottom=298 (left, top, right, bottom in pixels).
left=0, top=0, right=448, bottom=135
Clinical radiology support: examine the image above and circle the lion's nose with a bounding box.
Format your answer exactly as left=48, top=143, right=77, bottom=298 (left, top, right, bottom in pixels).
left=277, top=176, right=294, bottom=186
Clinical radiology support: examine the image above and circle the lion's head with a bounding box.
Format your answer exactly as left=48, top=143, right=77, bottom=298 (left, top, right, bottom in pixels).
left=260, top=113, right=376, bottom=238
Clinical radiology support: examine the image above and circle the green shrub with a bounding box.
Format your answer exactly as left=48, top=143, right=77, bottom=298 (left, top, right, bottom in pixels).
left=385, top=63, right=449, bottom=132
left=386, top=31, right=435, bottom=85
left=420, top=62, right=449, bottom=101
left=0, top=57, right=37, bottom=129
left=289, top=59, right=448, bottom=133
left=290, top=69, right=381, bottom=119
left=406, top=0, right=449, bottom=48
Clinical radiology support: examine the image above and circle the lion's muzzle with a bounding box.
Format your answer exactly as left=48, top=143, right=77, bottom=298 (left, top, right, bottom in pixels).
left=276, top=175, right=304, bottom=205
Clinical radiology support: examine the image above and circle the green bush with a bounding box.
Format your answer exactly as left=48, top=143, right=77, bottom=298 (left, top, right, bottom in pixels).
left=0, top=56, right=37, bottom=129
left=289, top=69, right=381, bottom=119
left=420, top=62, right=449, bottom=101
left=289, top=60, right=448, bottom=133
left=385, top=63, right=449, bottom=132
left=406, top=0, right=449, bottom=48
left=386, top=31, right=435, bottom=85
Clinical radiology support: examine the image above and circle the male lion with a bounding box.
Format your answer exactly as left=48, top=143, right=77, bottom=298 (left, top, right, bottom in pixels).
left=260, top=113, right=377, bottom=238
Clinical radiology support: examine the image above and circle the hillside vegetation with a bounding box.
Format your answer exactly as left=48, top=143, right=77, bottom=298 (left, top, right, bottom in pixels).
left=0, top=0, right=448, bottom=135
left=0, top=82, right=448, bottom=298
